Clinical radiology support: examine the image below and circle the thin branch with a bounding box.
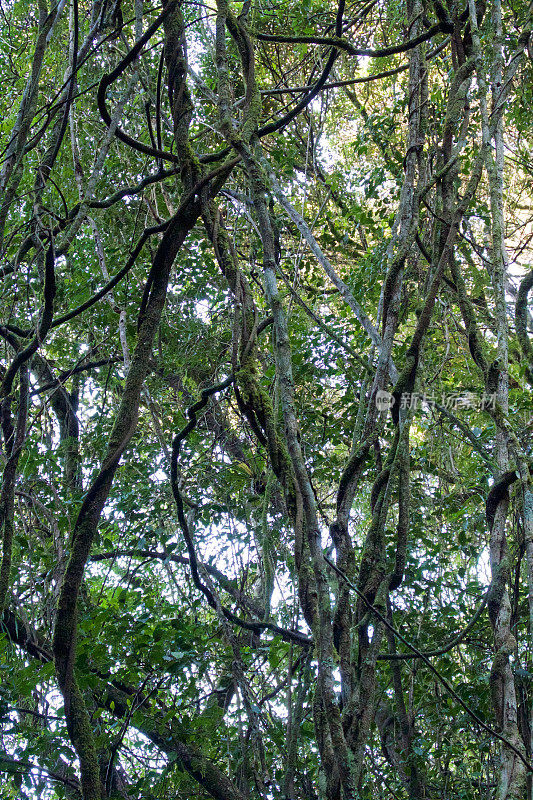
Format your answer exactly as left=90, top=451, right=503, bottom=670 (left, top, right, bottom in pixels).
left=324, top=556, right=533, bottom=773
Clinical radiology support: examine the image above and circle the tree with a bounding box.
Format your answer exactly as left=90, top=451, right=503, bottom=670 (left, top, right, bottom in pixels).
left=0, top=0, right=533, bottom=797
